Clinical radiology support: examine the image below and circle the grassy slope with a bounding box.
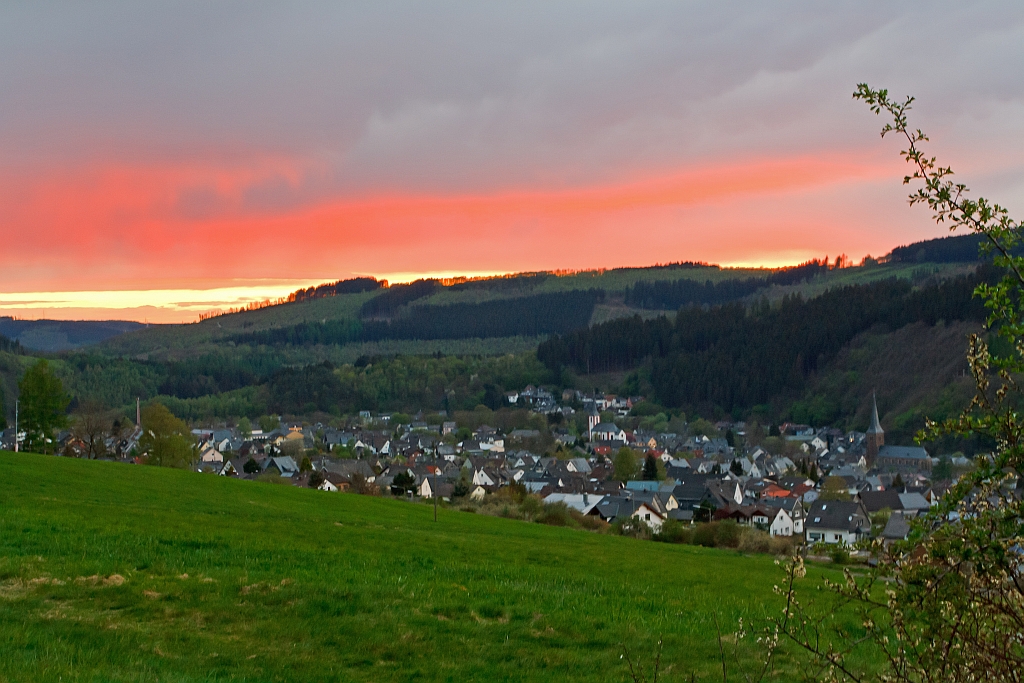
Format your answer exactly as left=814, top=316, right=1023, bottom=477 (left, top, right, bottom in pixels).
left=0, top=452, right=842, bottom=682
left=100, top=262, right=955, bottom=362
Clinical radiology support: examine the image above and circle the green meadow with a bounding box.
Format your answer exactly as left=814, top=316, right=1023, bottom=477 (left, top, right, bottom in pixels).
left=0, top=453, right=841, bottom=682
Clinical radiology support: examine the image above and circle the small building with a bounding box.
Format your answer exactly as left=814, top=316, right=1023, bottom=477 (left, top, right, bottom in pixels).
left=805, top=500, right=870, bottom=545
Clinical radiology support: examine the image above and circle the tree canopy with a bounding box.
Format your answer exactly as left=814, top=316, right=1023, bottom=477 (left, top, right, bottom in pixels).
left=139, top=403, right=195, bottom=468
left=17, top=359, right=71, bottom=454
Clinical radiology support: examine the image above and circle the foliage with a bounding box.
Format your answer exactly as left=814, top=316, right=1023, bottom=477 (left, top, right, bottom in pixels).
left=539, top=268, right=991, bottom=416
left=818, top=476, right=852, bottom=502
left=769, top=85, right=1024, bottom=683
left=625, top=259, right=829, bottom=309
left=139, top=403, right=196, bottom=468
left=613, top=447, right=638, bottom=482
left=17, top=359, right=71, bottom=454
left=641, top=454, right=659, bottom=480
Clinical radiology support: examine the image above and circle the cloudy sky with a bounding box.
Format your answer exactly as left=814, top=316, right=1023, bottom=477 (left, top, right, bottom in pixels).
left=2, top=1, right=1022, bottom=321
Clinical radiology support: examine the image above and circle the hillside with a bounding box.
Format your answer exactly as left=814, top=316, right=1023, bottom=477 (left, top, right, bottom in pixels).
left=0, top=318, right=147, bottom=352
left=0, top=452, right=844, bottom=682
left=97, top=259, right=956, bottom=362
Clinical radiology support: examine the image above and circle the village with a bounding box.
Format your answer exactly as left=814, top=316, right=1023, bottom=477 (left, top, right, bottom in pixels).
left=3, top=384, right=956, bottom=552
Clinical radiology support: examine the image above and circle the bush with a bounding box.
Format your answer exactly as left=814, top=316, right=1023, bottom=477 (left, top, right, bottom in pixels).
left=714, top=521, right=741, bottom=548
left=615, top=518, right=652, bottom=540
left=570, top=509, right=609, bottom=532
left=537, top=502, right=572, bottom=527
left=738, top=529, right=772, bottom=554
left=692, top=523, right=717, bottom=548
left=828, top=544, right=850, bottom=565
left=654, top=519, right=694, bottom=544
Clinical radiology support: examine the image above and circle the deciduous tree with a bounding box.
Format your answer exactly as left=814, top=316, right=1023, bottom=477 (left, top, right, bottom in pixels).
left=139, top=403, right=196, bottom=468
left=17, top=359, right=70, bottom=454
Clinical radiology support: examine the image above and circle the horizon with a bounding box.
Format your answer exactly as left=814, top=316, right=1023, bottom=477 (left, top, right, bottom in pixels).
left=3, top=249, right=885, bottom=325
left=2, top=3, right=1022, bottom=322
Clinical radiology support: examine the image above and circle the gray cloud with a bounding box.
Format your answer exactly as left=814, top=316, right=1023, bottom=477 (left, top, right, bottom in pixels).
left=1, top=1, right=1022, bottom=203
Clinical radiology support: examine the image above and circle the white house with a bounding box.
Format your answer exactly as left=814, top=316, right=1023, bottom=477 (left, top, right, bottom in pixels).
left=804, top=500, right=870, bottom=545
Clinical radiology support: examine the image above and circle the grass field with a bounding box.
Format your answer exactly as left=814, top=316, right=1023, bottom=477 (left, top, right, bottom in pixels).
left=0, top=452, right=849, bottom=682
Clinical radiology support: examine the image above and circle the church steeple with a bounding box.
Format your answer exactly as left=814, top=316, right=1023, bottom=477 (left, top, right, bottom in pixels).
left=866, top=392, right=884, bottom=465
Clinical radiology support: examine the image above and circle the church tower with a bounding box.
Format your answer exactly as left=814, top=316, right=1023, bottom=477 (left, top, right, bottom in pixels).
left=865, top=392, right=884, bottom=465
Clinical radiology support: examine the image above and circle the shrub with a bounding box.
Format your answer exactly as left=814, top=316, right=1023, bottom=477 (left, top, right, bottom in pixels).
left=692, top=523, right=717, bottom=548
left=714, top=520, right=741, bottom=548
left=654, top=519, right=694, bottom=544
left=537, top=502, right=572, bottom=527
left=570, top=509, right=609, bottom=532
left=737, top=529, right=772, bottom=554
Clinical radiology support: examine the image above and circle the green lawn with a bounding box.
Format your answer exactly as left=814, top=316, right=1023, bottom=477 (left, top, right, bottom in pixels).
left=0, top=453, right=839, bottom=682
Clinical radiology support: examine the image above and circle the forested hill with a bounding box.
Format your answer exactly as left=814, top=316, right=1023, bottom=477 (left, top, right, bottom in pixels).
left=538, top=265, right=994, bottom=416
left=0, top=318, right=146, bottom=352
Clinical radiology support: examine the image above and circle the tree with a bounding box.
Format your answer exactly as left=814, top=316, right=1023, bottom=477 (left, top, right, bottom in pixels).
left=139, top=403, right=196, bottom=468
left=770, top=85, right=1024, bottom=683
left=641, top=454, right=659, bottom=480
left=299, top=455, right=312, bottom=473
left=931, top=455, right=953, bottom=481
left=391, top=471, right=416, bottom=495
left=243, top=457, right=261, bottom=474
left=17, top=359, right=71, bottom=454
left=452, top=478, right=471, bottom=498
left=237, top=416, right=252, bottom=440
left=818, top=475, right=851, bottom=502
left=71, top=398, right=112, bottom=459
left=730, top=459, right=744, bottom=476
left=613, top=447, right=638, bottom=482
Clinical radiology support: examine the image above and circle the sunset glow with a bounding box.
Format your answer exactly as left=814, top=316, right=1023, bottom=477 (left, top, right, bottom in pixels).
left=1, top=3, right=1022, bottom=322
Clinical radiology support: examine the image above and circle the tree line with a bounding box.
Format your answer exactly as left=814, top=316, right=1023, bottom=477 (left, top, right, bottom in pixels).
left=233, top=290, right=605, bottom=347
left=539, top=266, right=994, bottom=414
left=623, top=259, right=830, bottom=309
left=288, top=277, right=381, bottom=303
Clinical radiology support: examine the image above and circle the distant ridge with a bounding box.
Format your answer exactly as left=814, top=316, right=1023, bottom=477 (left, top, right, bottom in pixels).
left=0, top=317, right=147, bottom=352
left=887, top=233, right=992, bottom=264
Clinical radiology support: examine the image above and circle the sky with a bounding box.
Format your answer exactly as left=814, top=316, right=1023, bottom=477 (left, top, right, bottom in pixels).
left=1, top=1, right=1023, bottom=323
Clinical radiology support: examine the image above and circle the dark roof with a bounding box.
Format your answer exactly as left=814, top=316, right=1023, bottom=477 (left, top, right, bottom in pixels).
left=858, top=489, right=902, bottom=513
left=877, top=445, right=930, bottom=461
left=881, top=512, right=911, bottom=540
left=806, top=500, right=870, bottom=533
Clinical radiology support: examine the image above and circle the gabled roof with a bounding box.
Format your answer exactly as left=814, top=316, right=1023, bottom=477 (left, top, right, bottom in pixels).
left=858, top=489, right=902, bottom=513
left=881, top=511, right=911, bottom=540
left=806, top=500, right=869, bottom=533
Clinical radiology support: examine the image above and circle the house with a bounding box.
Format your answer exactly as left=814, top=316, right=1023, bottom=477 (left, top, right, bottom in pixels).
left=858, top=489, right=902, bottom=514
left=897, top=492, right=931, bottom=517
left=881, top=511, right=911, bottom=545
left=198, top=447, right=223, bottom=464
left=590, top=422, right=626, bottom=443
left=762, top=497, right=806, bottom=534
left=419, top=477, right=455, bottom=500
left=804, top=500, right=870, bottom=545
left=590, top=495, right=665, bottom=531
left=542, top=492, right=600, bottom=515
left=262, top=456, right=300, bottom=477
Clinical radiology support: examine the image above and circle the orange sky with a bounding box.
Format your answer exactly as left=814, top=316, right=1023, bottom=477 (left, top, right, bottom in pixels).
left=2, top=4, right=1021, bottom=322
left=0, top=149, right=942, bottom=322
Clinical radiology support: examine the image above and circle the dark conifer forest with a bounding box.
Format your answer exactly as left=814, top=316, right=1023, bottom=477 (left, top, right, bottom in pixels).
left=539, top=266, right=993, bottom=413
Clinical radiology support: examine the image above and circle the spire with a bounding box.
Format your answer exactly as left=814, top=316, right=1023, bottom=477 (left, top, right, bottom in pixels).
left=867, top=392, right=883, bottom=435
